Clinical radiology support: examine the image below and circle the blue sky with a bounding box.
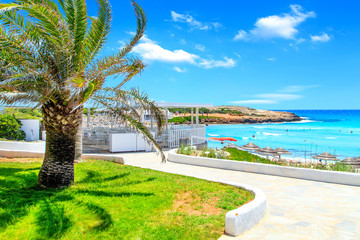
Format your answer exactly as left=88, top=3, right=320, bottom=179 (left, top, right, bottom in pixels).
left=8, top=0, right=360, bottom=109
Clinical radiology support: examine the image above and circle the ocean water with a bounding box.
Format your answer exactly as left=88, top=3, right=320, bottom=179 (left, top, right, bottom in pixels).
left=206, top=110, right=360, bottom=160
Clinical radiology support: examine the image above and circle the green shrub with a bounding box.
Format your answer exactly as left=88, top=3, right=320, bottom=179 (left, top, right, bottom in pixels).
left=0, top=114, right=26, bottom=140
left=5, top=108, right=42, bottom=120
left=177, top=145, right=195, bottom=155
left=83, top=108, right=96, bottom=116
left=168, top=117, right=186, bottom=123
left=168, top=115, right=220, bottom=124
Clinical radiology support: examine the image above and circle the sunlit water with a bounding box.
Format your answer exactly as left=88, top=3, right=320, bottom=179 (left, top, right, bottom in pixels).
left=206, top=110, right=360, bottom=160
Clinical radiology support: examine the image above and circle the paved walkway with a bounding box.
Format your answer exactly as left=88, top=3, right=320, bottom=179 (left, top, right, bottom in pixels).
left=117, top=152, right=360, bottom=240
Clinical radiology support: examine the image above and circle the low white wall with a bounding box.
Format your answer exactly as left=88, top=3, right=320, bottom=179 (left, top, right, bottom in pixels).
left=0, top=150, right=44, bottom=158
left=0, top=141, right=45, bottom=152
left=221, top=181, right=266, bottom=236
left=168, top=149, right=360, bottom=187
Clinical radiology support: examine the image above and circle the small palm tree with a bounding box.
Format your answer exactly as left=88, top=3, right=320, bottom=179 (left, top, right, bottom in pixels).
left=0, top=0, right=165, bottom=188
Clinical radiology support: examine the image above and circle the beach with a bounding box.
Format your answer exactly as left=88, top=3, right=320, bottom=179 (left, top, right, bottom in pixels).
left=206, top=110, right=360, bottom=160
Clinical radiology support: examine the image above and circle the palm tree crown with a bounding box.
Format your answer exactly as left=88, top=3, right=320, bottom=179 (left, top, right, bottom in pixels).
left=0, top=0, right=165, bottom=188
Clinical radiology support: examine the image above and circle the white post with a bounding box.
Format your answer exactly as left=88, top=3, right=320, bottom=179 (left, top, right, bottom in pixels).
left=191, top=108, right=194, bottom=128
left=196, top=107, right=199, bottom=126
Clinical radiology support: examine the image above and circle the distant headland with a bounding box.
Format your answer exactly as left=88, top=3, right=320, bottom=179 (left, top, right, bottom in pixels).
left=168, top=105, right=302, bottom=124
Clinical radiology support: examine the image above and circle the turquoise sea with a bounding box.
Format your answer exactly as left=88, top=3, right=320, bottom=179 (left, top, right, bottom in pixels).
left=206, top=110, right=360, bottom=160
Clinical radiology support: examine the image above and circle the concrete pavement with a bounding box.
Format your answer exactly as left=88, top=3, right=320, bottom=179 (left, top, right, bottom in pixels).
left=117, top=151, right=360, bottom=240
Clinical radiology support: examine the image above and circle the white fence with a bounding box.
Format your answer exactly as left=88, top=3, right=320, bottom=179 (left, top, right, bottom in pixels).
left=167, top=125, right=206, bottom=148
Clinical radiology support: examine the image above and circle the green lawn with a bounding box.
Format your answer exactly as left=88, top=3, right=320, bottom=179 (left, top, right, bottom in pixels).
left=225, top=148, right=355, bottom=172
left=0, top=158, right=253, bottom=240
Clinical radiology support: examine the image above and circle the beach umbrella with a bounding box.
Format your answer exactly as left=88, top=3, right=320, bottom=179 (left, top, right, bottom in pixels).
left=209, top=137, right=221, bottom=141
left=241, top=142, right=260, bottom=151
left=256, top=146, right=278, bottom=160
left=209, top=137, right=237, bottom=142
left=341, top=157, right=360, bottom=168
left=312, top=152, right=339, bottom=165
left=257, top=146, right=278, bottom=155
left=218, top=137, right=237, bottom=142
left=275, top=147, right=292, bottom=159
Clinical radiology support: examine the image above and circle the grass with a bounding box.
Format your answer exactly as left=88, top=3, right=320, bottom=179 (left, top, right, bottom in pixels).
left=225, top=148, right=281, bottom=165
left=0, top=158, right=253, bottom=240
left=225, top=148, right=356, bottom=172
left=177, top=146, right=357, bottom=173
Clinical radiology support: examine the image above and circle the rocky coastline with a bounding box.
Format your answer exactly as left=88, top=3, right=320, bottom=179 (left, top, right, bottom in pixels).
left=172, top=106, right=302, bottom=125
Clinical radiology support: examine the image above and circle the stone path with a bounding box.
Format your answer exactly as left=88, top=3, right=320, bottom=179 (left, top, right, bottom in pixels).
left=116, top=152, right=360, bottom=240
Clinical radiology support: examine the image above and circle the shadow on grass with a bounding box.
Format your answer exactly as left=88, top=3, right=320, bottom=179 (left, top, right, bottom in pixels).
left=77, top=170, right=131, bottom=184
left=77, top=200, right=113, bottom=231
left=76, top=189, right=154, bottom=197
left=0, top=165, right=155, bottom=237
left=36, top=200, right=71, bottom=239
left=0, top=167, right=41, bottom=177
left=0, top=172, right=59, bottom=229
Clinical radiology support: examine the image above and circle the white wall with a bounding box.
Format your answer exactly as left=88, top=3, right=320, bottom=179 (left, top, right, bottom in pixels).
left=20, top=119, right=40, bottom=141
left=168, top=149, right=360, bottom=187
left=0, top=140, right=45, bottom=152
left=109, top=133, right=152, bottom=152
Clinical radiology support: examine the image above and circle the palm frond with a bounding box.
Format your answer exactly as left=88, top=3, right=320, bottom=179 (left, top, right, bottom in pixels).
left=83, top=0, right=112, bottom=67
left=0, top=91, right=40, bottom=105
left=61, top=0, right=88, bottom=69
left=116, top=0, right=146, bottom=59
left=0, top=3, right=18, bottom=13
left=92, top=92, right=165, bottom=162
left=86, top=57, right=145, bottom=91
left=123, top=88, right=165, bottom=135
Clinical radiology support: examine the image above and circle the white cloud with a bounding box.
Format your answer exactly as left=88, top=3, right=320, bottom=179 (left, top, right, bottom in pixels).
left=280, top=85, right=319, bottom=93
left=311, top=33, right=331, bottom=42
left=231, top=89, right=307, bottom=106
left=234, top=30, right=248, bottom=41
left=180, top=39, right=187, bottom=45
left=234, top=5, right=315, bottom=41
left=133, top=42, right=199, bottom=63
left=173, top=67, right=187, bottom=73
left=132, top=35, right=198, bottom=63
left=230, top=100, right=276, bottom=105
left=234, top=52, right=242, bottom=59
left=255, top=93, right=302, bottom=101
left=198, top=57, right=236, bottom=69
left=195, top=44, right=206, bottom=51
left=170, top=11, right=221, bottom=31
left=132, top=35, right=236, bottom=69
left=267, top=57, right=276, bottom=61
left=212, top=22, right=223, bottom=30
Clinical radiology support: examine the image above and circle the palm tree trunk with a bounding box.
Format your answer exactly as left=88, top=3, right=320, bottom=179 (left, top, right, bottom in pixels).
left=74, top=112, right=83, bottom=162
left=37, top=104, right=83, bottom=188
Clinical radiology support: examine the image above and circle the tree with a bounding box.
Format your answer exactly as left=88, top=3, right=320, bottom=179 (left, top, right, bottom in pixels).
left=0, top=0, right=165, bottom=188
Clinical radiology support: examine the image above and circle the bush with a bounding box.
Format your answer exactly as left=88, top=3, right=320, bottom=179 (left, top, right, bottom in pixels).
left=177, top=145, right=195, bottom=155
left=83, top=108, right=96, bottom=116
left=0, top=114, right=26, bottom=140
left=5, top=108, right=42, bottom=120
left=168, top=116, right=220, bottom=123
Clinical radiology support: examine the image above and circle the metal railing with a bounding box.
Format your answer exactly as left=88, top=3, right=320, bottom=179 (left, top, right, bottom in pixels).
left=167, top=125, right=206, bottom=148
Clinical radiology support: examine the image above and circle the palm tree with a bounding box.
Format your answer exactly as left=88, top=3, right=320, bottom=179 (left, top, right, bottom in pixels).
left=0, top=0, right=165, bottom=188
